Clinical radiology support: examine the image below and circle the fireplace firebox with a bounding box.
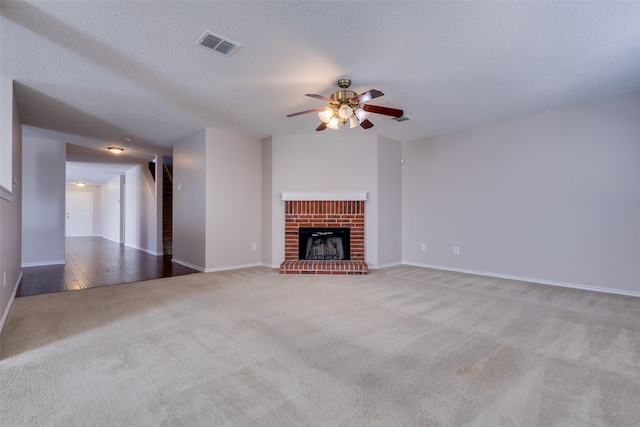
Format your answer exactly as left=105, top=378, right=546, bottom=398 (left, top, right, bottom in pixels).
left=299, top=227, right=350, bottom=260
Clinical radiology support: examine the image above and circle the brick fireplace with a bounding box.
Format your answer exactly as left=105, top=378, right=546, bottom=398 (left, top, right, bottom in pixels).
left=280, top=195, right=368, bottom=275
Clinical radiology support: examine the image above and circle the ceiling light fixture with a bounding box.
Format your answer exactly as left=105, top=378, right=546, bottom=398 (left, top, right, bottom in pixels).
left=76, top=182, right=86, bottom=187
left=108, top=147, right=124, bottom=154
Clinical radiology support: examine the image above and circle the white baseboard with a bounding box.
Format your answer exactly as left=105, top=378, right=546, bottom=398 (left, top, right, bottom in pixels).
left=205, top=263, right=263, bottom=273
left=263, top=262, right=281, bottom=269
left=100, top=235, right=123, bottom=244
left=0, top=271, right=23, bottom=334
left=402, top=262, right=640, bottom=298
left=171, top=258, right=205, bottom=272
left=369, top=261, right=402, bottom=270
left=124, top=243, right=162, bottom=256
left=21, top=260, right=65, bottom=267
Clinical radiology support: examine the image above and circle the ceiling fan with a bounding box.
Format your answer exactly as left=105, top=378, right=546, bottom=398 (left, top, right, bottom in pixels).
left=286, top=79, right=404, bottom=131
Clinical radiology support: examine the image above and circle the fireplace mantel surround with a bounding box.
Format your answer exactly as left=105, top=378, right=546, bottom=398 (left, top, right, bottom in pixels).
left=281, top=191, right=368, bottom=201
left=280, top=191, right=368, bottom=275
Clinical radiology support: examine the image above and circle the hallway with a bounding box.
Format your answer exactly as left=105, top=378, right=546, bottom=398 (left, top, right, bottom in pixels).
left=17, top=237, right=199, bottom=297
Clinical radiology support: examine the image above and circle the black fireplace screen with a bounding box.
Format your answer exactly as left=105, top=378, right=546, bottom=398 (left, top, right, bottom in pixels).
left=299, top=227, right=350, bottom=260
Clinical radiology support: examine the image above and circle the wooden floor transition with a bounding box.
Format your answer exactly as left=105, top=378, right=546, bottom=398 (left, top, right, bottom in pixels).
left=17, top=237, right=199, bottom=297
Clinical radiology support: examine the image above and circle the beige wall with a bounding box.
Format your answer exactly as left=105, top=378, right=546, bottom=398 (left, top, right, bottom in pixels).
left=261, top=136, right=273, bottom=266
left=377, top=136, right=403, bottom=267
left=0, top=78, right=22, bottom=331
left=22, top=127, right=66, bottom=266
left=402, top=94, right=640, bottom=295
left=173, top=129, right=207, bottom=270
left=204, top=128, right=262, bottom=271
left=124, top=164, right=159, bottom=255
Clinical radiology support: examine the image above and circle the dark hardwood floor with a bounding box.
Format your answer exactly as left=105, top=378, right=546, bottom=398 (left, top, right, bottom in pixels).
left=17, top=237, right=200, bottom=297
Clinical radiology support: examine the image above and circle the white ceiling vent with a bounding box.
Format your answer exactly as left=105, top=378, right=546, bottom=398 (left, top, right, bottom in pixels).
left=197, top=31, right=241, bottom=57
left=391, top=115, right=410, bottom=122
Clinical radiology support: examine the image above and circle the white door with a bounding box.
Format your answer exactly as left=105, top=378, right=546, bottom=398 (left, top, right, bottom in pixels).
left=66, top=191, right=93, bottom=237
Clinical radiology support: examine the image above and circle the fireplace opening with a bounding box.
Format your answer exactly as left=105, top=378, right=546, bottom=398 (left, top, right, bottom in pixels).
left=299, top=227, right=350, bottom=260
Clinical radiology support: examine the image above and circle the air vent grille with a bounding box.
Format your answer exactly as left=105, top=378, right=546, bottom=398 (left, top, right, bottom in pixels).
left=391, top=115, right=410, bottom=122
left=197, top=31, right=241, bottom=56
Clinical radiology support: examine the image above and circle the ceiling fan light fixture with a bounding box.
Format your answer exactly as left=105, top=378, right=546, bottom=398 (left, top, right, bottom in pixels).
left=338, top=104, right=353, bottom=119
left=355, top=108, right=370, bottom=123
left=318, top=107, right=333, bottom=123
left=327, top=116, right=341, bottom=129
left=348, top=115, right=359, bottom=128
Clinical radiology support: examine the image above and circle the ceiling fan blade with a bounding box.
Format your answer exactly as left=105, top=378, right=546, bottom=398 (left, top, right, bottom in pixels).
left=316, top=122, right=327, bottom=131
left=305, top=94, right=332, bottom=102
left=353, top=89, right=384, bottom=104
left=360, top=119, right=374, bottom=129
left=286, top=107, right=326, bottom=118
left=362, top=104, right=404, bottom=118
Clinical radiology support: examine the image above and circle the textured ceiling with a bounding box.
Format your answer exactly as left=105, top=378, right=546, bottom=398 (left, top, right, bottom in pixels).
left=2, top=1, right=640, bottom=183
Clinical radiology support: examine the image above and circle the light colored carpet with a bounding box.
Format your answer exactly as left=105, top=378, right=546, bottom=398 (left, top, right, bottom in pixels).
left=1, top=266, right=639, bottom=426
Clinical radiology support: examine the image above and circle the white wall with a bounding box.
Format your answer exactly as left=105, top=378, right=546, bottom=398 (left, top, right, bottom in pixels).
left=65, top=183, right=102, bottom=236
left=0, top=78, right=22, bottom=332
left=21, top=126, right=66, bottom=266
left=267, top=132, right=381, bottom=267
left=204, top=128, right=262, bottom=271
left=124, top=164, right=159, bottom=255
left=377, top=136, right=403, bottom=267
left=402, top=94, right=640, bottom=295
left=100, top=175, right=124, bottom=242
left=173, top=129, right=207, bottom=270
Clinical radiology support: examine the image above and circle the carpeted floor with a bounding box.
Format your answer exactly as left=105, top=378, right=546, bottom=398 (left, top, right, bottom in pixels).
left=1, top=266, right=639, bottom=426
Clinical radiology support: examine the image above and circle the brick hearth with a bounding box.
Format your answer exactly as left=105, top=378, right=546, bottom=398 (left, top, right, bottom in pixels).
left=280, top=200, right=368, bottom=275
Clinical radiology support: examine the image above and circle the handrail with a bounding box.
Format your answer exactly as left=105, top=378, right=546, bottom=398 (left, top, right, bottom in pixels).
left=163, top=163, right=173, bottom=184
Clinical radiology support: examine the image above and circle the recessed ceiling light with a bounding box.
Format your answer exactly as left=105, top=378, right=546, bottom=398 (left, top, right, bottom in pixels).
left=108, top=147, right=124, bottom=154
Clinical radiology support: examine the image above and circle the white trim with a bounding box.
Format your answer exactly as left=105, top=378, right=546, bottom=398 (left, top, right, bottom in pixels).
left=101, top=235, right=124, bottom=244
left=369, top=261, right=402, bottom=269
left=402, top=262, right=640, bottom=298
left=124, top=243, right=163, bottom=256
left=21, top=260, right=65, bottom=267
left=171, top=258, right=205, bottom=272
left=281, top=191, right=368, bottom=201
left=1, top=185, right=15, bottom=202
left=262, top=262, right=281, bottom=269
left=0, top=271, right=22, bottom=334
left=205, top=262, right=263, bottom=273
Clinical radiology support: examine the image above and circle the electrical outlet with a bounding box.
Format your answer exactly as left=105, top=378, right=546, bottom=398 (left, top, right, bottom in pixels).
left=454, top=246, right=460, bottom=255
left=420, top=243, right=426, bottom=251
left=252, top=243, right=257, bottom=251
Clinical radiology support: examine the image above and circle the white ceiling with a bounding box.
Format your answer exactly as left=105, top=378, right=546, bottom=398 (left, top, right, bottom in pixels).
left=2, top=1, right=640, bottom=183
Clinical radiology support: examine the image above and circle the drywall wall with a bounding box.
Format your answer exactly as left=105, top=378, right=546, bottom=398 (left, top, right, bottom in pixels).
left=21, top=126, right=66, bottom=266
left=0, top=78, right=22, bottom=332
left=173, top=129, right=206, bottom=270
left=124, top=164, right=159, bottom=255
left=65, top=183, right=102, bottom=236
left=204, top=128, right=262, bottom=271
left=0, top=75, right=13, bottom=189
left=100, top=175, right=123, bottom=243
left=377, top=136, right=403, bottom=267
left=261, top=136, right=273, bottom=266
left=403, top=94, right=640, bottom=295
left=267, top=132, right=380, bottom=267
